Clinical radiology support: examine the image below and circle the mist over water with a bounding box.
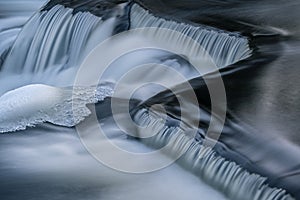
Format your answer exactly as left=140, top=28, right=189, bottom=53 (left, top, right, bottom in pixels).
left=0, top=0, right=299, bottom=199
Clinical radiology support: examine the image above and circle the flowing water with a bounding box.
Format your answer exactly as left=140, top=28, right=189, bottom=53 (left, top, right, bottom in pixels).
left=0, top=0, right=299, bottom=199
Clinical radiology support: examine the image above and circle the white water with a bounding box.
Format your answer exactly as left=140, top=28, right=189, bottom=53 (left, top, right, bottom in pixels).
left=0, top=5, right=118, bottom=129
left=0, top=0, right=47, bottom=65
left=130, top=4, right=252, bottom=68
left=0, top=84, right=113, bottom=133
left=2, top=5, right=116, bottom=75
left=0, top=2, right=292, bottom=200
left=134, top=109, right=293, bottom=200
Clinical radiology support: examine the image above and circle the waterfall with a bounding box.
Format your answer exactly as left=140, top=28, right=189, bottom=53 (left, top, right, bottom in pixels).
left=133, top=108, right=293, bottom=200
left=130, top=4, right=252, bottom=68
left=2, top=5, right=117, bottom=75
left=0, top=0, right=47, bottom=66
left=0, top=1, right=295, bottom=199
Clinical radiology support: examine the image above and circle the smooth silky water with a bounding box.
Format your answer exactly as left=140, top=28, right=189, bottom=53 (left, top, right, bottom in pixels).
left=0, top=0, right=299, bottom=199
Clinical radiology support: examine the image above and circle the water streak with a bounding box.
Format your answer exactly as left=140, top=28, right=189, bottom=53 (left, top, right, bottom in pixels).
left=2, top=5, right=116, bottom=74
left=130, top=4, right=252, bottom=68
left=134, top=108, right=293, bottom=200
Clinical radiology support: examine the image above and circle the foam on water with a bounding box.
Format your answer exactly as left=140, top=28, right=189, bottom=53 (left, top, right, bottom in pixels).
left=0, top=1, right=295, bottom=199
left=0, top=84, right=113, bottom=133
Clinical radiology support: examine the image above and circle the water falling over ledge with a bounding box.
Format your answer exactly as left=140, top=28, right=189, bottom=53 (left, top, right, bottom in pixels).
left=0, top=1, right=296, bottom=199
left=133, top=108, right=293, bottom=200
left=2, top=5, right=118, bottom=74
left=130, top=4, right=252, bottom=68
